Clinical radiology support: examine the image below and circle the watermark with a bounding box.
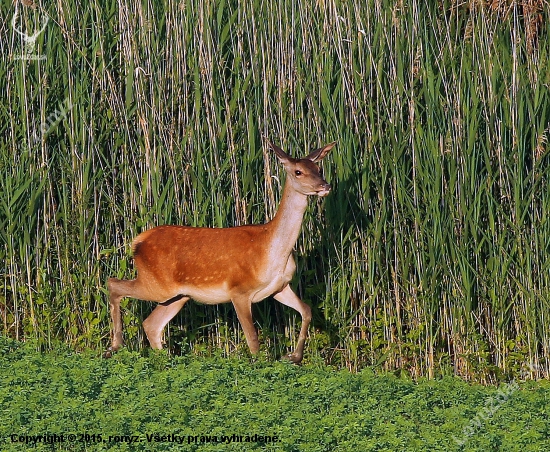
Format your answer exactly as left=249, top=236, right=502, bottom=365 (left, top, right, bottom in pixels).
left=8, top=432, right=279, bottom=446
left=11, top=2, right=49, bottom=61
left=14, top=97, right=74, bottom=156
left=28, top=97, right=74, bottom=147
left=452, top=362, right=539, bottom=446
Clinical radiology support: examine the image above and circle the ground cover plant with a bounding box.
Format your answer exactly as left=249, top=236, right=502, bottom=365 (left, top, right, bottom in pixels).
left=1, top=0, right=550, bottom=382
left=1, top=338, right=549, bottom=451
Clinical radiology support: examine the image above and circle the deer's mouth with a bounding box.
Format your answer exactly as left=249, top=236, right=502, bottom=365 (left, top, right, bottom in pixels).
left=315, top=185, right=332, bottom=197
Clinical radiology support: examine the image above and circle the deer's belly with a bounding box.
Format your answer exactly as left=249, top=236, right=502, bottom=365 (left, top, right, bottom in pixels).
left=179, top=256, right=296, bottom=305
left=184, top=284, right=232, bottom=305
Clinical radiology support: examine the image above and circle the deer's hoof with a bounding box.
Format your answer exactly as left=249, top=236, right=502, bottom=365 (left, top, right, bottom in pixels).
left=282, top=353, right=303, bottom=365
left=103, top=346, right=120, bottom=359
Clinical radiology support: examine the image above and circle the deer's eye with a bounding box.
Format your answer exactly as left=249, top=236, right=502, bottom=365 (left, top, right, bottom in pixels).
left=295, top=170, right=302, bottom=176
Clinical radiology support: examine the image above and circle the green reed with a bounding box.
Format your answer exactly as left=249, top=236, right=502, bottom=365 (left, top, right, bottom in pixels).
left=1, top=0, right=549, bottom=380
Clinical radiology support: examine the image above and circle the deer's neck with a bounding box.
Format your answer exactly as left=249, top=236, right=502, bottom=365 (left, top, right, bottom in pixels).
left=267, top=182, right=309, bottom=265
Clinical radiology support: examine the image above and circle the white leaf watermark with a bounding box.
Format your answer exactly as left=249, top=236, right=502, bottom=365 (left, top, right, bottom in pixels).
left=12, top=3, right=49, bottom=61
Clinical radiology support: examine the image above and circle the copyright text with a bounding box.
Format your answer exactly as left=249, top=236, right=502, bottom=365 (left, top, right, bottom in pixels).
left=9, top=432, right=279, bottom=445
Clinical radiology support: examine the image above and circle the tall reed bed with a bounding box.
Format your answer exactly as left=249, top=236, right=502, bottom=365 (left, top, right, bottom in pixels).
left=1, top=0, right=549, bottom=381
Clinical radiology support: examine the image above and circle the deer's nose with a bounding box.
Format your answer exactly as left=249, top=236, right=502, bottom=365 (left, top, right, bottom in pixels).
left=316, top=183, right=331, bottom=197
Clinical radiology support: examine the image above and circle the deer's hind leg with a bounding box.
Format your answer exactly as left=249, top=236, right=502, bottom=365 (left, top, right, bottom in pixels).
left=105, top=277, right=161, bottom=356
left=143, top=296, right=189, bottom=349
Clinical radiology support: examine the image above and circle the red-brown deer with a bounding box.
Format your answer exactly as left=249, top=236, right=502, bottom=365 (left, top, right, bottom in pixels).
left=106, top=140, right=336, bottom=363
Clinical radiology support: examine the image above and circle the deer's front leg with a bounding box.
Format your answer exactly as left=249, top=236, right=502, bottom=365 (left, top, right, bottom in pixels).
left=274, top=285, right=312, bottom=363
left=232, top=297, right=260, bottom=355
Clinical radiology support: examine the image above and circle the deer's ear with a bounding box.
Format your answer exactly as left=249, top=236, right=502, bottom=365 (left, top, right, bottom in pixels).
left=267, top=140, right=291, bottom=163
left=306, top=141, right=336, bottom=162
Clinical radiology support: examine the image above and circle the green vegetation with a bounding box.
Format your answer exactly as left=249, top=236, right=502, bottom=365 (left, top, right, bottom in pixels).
left=1, top=0, right=550, bottom=381
left=1, top=338, right=549, bottom=451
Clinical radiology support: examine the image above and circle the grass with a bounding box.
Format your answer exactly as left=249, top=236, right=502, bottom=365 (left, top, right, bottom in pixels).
left=1, top=338, right=549, bottom=451
left=1, top=0, right=549, bottom=381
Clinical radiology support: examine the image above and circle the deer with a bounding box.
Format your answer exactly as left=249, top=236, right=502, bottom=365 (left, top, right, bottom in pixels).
left=105, top=140, right=336, bottom=363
